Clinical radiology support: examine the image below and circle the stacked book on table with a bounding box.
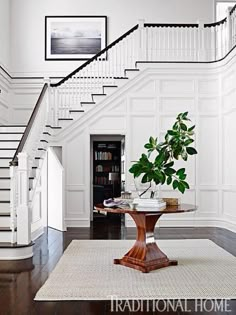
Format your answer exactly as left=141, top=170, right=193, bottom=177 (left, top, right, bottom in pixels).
left=132, top=198, right=166, bottom=211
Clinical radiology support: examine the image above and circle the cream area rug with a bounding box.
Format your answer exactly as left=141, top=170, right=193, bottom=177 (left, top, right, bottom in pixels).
left=34, top=239, right=236, bottom=300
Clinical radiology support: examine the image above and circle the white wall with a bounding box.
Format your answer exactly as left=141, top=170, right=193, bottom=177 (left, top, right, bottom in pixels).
left=0, top=68, right=10, bottom=124
left=10, top=0, right=215, bottom=77
left=51, top=49, right=236, bottom=232
left=0, top=0, right=10, bottom=70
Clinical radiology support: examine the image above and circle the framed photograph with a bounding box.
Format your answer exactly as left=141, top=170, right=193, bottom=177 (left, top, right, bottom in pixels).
left=45, top=16, right=107, bottom=60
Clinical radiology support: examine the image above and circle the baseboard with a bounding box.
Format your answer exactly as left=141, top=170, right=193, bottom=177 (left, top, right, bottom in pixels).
left=31, top=226, right=44, bottom=241
left=125, top=216, right=236, bottom=233
left=65, top=218, right=90, bottom=227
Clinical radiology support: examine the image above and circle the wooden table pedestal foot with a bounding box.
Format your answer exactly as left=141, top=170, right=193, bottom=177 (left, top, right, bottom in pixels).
left=114, top=213, right=178, bottom=273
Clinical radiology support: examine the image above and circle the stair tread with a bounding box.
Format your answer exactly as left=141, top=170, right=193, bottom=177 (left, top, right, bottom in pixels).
left=81, top=101, right=95, bottom=104
left=58, top=118, right=73, bottom=120
left=0, top=125, right=26, bottom=127
left=92, top=93, right=106, bottom=96
left=0, top=140, right=20, bottom=142
left=0, top=188, right=10, bottom=190
left=0, top=157, right=13, bottom=159
left=45, top=125, right=62, bottom=129
left=0, top=227, right=16, bottom=232
left=0, top=148, right=16, bottom=150
left=103, top=85, right=118, bottom=88
left=0, top=132, right=23, bottom=134
left=0, top=212, right=10, bottom=216
left=0, top=177, right=10, bottom=179
left=0, top=201, right=10, bottom=203
left=0, top=241, right=33, bottom=249
left=69, top=110, right=84, bottom=112
left=0, top=167, right=9, bottom=169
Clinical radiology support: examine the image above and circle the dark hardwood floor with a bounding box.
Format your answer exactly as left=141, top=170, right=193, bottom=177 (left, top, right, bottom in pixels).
left=0, top=216, right=235, bottom=315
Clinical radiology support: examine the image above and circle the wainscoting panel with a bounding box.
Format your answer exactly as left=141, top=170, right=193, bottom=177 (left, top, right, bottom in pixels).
left=198, top=116, right=218, bottom=186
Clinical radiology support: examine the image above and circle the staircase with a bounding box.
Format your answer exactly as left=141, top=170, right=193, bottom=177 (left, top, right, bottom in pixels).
left=1, top=13, right=236, bottom=259
left=0, top=125, right=34, bottom=259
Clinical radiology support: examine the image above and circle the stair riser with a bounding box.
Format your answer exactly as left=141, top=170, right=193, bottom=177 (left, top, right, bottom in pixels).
left=0, top=142, right=19, bottom=149
left=0, top=134, right=23, bottom=141
left=0, top=203, right=10, bottom=213
left=125, top=70, right=140, bottom=79
left=92, top=95, right=106, bottom=103
left=0, top=126, right=25, bottom=133
left=0, top=190, right=10, bottom=200
left=0, top=169, right=10, bottom=177
left=0, top=179, right=10, bottom=189
left=69, top=112, right=84, bottom=120
left=0, top=150, right=15, bottom=158
left=0, top=216, right=11, bottom=227
left=0, top=159, right=11, bottom=167
left=0, top=231, right=16, bottom=243
left=58, top=120, right=73, bottom=128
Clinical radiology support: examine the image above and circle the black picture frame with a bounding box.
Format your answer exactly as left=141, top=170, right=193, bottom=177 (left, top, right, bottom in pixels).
left=45, top=16, right=107, bottom=61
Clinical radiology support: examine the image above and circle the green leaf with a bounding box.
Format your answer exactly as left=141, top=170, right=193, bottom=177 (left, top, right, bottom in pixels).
left=141, top=174, right=148, bottom=183
left=155, top=151, right=166, bottom=166
left=186, top=147, right=197, bottom=155
left=188, top=125, right=195, bottom=132
left=164, top=161, right=174, bottom=168
left=178, top=182, right=185, bottom=194
left=180, top=123, right=187, bottom=131
left=165, top=168, right=176, bottom=176
left=173, top=180, right=179, bottom=190
left=172, top=122, right=179, bottom=130
left=167, top=176, right=172, bottom=185
left=167, top=130, right=178, bottom=136
left=181, top=150, right=188, bottom=161
left=181, top=181, right=190, bottom=189
left=144, top=143, right=152, bottom=149
left=160, top=172, right=166, bottom=184
left=184, top=139, right=194, bottom=146
left=176, top=168, right=185, bottom=176
left=179, top=173, right=186, bottom=180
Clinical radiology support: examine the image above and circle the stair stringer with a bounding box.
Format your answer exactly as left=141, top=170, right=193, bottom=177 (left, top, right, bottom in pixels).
left=52, top=67, right=151, bottom=141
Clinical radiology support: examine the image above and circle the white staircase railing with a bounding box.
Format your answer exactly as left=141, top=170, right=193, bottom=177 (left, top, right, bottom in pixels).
left=10, top=84, right=49, bottom=244
left=49, top=10, right=236, bottom=125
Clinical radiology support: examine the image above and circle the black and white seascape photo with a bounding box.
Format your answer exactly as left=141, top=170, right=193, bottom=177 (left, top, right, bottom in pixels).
left=45, top=16, right=107, bottom=60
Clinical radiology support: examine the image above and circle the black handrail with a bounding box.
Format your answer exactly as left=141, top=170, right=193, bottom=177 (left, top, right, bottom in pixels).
left=144, top=23, right=198, bottom=28
left=10, top=84, right=48, bottom=166
left=230, top=3, right=236, bottom=15
left=51, top=24, right=138, bottom=88
left=204, top=17, right=227, bottom=28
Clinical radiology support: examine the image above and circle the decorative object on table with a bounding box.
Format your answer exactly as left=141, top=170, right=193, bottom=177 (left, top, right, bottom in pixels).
left=103, top=198, right=129, bottom=208
left=162, top=197, right=180, bottom=206
left=45, top=16, right=107, bottom=60
left=129, top=112, right=197, bottom=206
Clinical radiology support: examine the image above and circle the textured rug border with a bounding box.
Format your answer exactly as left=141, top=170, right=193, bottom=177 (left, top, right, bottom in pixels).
left=34, top=239, right=236, bottom=301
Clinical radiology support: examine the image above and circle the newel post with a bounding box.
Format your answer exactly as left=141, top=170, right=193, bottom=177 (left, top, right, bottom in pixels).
left=138, top=19, right=146, bottom=60
left=10, top=165, right=17, bottom=243
left=17, top=152, right=31, bottom=245
left=197, top=20, right=206, bottom=61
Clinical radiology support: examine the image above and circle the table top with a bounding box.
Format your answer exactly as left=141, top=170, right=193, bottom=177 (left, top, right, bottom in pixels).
left=95, top=203, right=197, bottom=215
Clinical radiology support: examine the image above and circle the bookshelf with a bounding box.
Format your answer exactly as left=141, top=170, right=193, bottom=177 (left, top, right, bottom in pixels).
left=93, top=141, right=121, bottom=202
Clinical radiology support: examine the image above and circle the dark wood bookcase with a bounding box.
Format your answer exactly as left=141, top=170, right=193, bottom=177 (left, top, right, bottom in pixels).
left=93, top=141, right=121, bottom=204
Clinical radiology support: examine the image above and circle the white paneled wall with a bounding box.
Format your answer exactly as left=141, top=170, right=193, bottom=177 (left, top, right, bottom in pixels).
left=0, top=69, right=10, bottom=124
left=11, top=78, right=44, bottom=124
left=54, top=59, right=236, bottom=229
left=50, top=49, right=236, bottom=231
left=221, top=58, right=236, bottom=230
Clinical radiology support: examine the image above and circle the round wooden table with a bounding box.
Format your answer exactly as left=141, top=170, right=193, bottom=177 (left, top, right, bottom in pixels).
left=95, top=203, right=197, bottom=273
